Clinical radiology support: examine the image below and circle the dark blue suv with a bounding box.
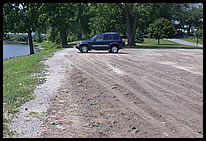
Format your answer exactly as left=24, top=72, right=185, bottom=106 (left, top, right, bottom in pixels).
left=76, top=32, right=125, bottom=53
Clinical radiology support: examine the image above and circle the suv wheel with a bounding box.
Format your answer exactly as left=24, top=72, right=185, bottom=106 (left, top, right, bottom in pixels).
left=110, top=45, right=119, bottom=53
left=80, top=45, right=88, bottom=53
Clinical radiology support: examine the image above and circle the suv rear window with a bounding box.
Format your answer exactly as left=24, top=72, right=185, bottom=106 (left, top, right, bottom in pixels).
left=112, top=34, right=119, bottom=40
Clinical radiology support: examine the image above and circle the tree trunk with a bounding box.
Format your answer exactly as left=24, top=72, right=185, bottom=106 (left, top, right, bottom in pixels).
left=187, top=25, right=191, bottom=35
left=28, top=30, right=34, bottom=55
left=131, top=10, right=139, bottom=46
left=60, top=29, right=67, bottom=47
left=196, top=34, right=199, bottom=47
left=158, top=38, right=160, bottom=45
left=124, top=5, right=132, bottom=46
left=123, top=4, right=138, bottom=46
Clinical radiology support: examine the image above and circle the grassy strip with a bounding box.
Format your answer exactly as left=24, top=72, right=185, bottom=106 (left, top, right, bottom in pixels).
left=125, top=38, right=202, bottom=49
left=67, top=38, right=202, bottom=49
left=4, top=39, right=61, bottom=49
left=3, top=49, right=59, bottom=112
left=179, top=38, right=203, bottom=45
left=67, top=40, right=78, bottom=46
left=33, top=40, right=61, bottom=49
left=3, top=48, right=59, bottom=136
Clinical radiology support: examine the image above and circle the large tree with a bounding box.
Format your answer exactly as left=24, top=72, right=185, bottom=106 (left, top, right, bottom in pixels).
left=39, top=3, right=78, bottom=47
left=3, top=3, right=42, bottom=54
left=117, top=3, right=140, bottom=46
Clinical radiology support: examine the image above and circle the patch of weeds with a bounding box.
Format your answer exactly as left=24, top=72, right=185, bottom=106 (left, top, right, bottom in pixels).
left=3, top=118, right=9, bottom=136
left=8, top=130, right=19, bottom=136
left=8, top=108, right=19, bottom=114
left=29, top=112, right=41, bottom=119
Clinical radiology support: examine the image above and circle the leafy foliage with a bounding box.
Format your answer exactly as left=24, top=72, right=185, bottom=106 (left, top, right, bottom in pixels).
left=3, top=3, right=203, bottom=47
left=88, top=3, right=123, bottom=37
left=149, top=18, right=175, bottom=44
left=3, top=3, right=42, bottom=54
left=135, top=29, right=144, bottom=43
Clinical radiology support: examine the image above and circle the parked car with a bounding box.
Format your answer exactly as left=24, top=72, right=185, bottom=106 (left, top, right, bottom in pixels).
left=76, top=32, right=125, bottom=53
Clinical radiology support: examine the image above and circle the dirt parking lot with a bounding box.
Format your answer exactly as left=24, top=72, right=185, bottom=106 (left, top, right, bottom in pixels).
left=9, top=48, right=202, bottom=138
left=40, top=48, right=202, bottom=138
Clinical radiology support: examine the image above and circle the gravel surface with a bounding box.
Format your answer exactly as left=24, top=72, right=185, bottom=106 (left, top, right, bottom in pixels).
left=6, top=50, right=70, bottom=138
left=6, top=48, right=203, bottom=138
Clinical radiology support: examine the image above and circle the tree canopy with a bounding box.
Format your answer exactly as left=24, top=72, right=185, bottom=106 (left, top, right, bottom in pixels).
left=3, top=3, right=203, bottom=50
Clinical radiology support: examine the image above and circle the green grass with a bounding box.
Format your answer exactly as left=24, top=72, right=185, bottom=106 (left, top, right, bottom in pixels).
left=67, top=40, right=78, bottom=46
left=66, top=38, right=203, bottom=49
left=67, top=38, right=203, bottom=49
left=125, top=38, right=202, bottom=49
left=179, top=38, right=203, bottom=45
left=34, top=40, right=78, bottom=48
left=3, top=48, right=59, bottom=113
left=3, top=48, right=59, bottom=137
left=34, top=40, right=61, bottom=49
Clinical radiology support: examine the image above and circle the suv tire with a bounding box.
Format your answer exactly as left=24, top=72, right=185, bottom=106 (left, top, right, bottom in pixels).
left=110, top=45, right=119, bottom=53
left=80, top=45, right=88, bottom=53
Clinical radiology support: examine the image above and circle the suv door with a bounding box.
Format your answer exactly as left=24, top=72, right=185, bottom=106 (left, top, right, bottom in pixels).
left=102, top=34, right=112, bottom=50
left=90, top=34, right=105, bottom=50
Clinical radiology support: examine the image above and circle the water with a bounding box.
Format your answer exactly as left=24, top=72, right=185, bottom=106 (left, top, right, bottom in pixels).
left=3, top=43, right=40, bottom=59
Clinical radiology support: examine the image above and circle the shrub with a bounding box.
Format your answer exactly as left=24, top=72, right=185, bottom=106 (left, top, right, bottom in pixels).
left=135, top=29, right=144, bottom=43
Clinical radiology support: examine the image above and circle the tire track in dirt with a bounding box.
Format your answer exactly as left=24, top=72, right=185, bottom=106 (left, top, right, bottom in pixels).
left=66, top=52, right=202, bottom=137
left=93, top=54, right=202, bottom=133
left=107, top=55, right=202, bottom=95
left=67, top=57, right=176, bottom=137
left=104, top=55, right=203, bottom=105
left=91, top=54, right=202, bottom=113
left=107, top=55, right=202, bottom=100
left=77, top=52, right=202, bottom=136
left=67, top=67, right=156, bottom=137
left=119, top=75, right=202, bottom=133
left=45, top=63, right=161, bottom=138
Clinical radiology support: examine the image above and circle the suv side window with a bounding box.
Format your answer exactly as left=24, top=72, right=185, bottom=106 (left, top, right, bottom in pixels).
left=112, top=34, right=119, bottom=40
left=103, top=34, right=112, bottom=40
left=95, top=34, right=103, bottom=41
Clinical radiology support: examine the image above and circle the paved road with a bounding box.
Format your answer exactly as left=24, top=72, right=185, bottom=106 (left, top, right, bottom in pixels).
left=165, top=38, right=203, bottom=47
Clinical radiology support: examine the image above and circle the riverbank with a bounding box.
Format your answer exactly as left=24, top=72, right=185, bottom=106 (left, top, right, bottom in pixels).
left=3, top=47, right=60, bottom=137
left=3, top=40, right=28, bottom=44
left=3, top=39, right=46, bottom=50
left=3, top=39, right=57, bottom=49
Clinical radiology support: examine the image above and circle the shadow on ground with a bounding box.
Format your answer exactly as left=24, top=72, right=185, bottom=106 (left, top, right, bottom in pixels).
left=78, top=51, right=128, bottom=54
